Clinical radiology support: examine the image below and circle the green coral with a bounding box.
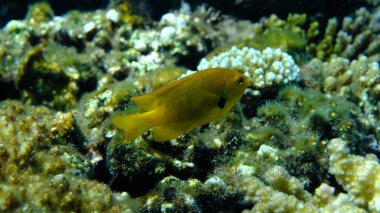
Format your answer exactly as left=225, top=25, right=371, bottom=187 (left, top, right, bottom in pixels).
left=206, top=7, right=379, bottom=62
left=259, top=7, right=380, bottom=61
left=257, top=101, right=292, bottom=135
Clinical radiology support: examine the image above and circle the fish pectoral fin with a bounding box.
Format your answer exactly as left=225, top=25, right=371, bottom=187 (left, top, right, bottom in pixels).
left=200, top=92, right=222, bottom=108
left=152, top=125, right=187, bottom=142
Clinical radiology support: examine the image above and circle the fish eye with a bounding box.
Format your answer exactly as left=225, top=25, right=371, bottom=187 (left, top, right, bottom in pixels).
left=236, top=77, right=244, bottom=85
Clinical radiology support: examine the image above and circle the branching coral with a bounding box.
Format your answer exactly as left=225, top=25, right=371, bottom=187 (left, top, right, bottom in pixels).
left=301, top=55, right=380, bottom=139
left=328, top=138, right=380, bottom=212
left=220, top=163, right=318, bottom=212
left=313, top=183, right=367, bottom=212
left=307, top=7, right=380, bottom=61
left=198, top=46, right=300, bottom=94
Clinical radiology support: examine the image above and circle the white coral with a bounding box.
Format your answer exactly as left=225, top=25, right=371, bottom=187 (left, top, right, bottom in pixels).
left=197, top=46, right=299, bottom=91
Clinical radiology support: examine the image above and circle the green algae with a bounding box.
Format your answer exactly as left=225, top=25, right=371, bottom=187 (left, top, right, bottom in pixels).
left=26, top=2, right=54, bottom=26
left=207, top=28, right=307, bottom=60
left=243, top=86, right=368, bottom=190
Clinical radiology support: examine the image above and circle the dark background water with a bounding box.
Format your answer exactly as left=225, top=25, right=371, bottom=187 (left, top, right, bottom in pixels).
left=0, top=0, right=108, bottom=27
left=0, top=0, right=372, bottom=28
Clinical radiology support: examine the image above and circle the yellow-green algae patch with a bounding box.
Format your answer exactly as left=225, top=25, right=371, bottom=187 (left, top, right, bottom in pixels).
left=206, top=29, right=306, bottom=60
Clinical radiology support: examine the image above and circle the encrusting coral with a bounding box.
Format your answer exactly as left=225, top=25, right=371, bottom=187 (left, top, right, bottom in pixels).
left=0, top=100, right=136, bottom=211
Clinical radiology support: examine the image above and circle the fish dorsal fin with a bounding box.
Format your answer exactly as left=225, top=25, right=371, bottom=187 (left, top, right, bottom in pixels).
left=150, top=71, right=200, bottom=96
left=131, top=94, right=159, bottom=111
left=132, top=71, right=204, bottom=110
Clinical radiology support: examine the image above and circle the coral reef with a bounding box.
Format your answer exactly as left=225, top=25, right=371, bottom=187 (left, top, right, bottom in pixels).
left=244, top=86, right=367, bottom=189
left=205, top=6, right=380, bottom=62
left=307, top=7, right=380, bottom=61
left=328, top=138, right=380, bottom=212
left=0, top=0, right=380, bottom=212
left=138, top=175, right=243, bottom=212
left=0, top=2, right=206, bottom=109
left=0, top=100, right=136, bottom=211
left=313, top=183, right=367, bottom=212
left=106, top=104, right=248, bottom=196
left=186, top=0, right=380, bottom=21
left=15, top=44, right=100, bottom=110
left=301, top=55, right=380, bottom=144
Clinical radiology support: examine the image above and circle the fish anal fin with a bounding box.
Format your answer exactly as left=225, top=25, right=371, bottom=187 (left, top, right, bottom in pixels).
left=152, top=125, right=188, bottom=142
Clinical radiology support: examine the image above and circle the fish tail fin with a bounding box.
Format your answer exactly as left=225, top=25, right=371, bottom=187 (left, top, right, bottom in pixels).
left=112, top=110, right=161, bottom=142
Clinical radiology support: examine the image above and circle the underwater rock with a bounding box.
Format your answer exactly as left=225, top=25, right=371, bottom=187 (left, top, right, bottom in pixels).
left=106, top=106, right=247, bottom=196
left=15, top=43, right=101, bottom=110
left=138, top=175, right=243, bottom=212
left=0, top=100, right=136, bottom=211
left=75, top=81, right=140, bottom=146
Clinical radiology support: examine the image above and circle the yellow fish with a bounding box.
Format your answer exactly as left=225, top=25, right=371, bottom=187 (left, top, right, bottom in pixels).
left=112, top=68, right=249, bottom=142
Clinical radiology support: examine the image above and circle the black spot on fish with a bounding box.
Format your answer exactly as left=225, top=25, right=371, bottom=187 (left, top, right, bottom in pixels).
left=217, top=97, right=226, bottom=109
